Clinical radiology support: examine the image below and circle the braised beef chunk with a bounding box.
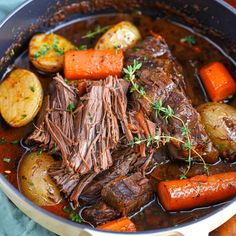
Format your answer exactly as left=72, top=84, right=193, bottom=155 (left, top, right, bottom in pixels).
left=125, top=36, right=219, bottom=163
left=79, top=147, right=158, bottom=206
left=82, top=201, right=120, bottom=226
left=165, top=88, right=219, bottom=163
left=79, top=148, right=138, bottom=205
left=101, top=172, right=153, bottom=215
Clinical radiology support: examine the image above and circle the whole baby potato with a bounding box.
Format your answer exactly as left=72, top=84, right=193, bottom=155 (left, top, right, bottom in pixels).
left=18, top=152, right=62, bottom=206
left=197, top=102, right=236, bottom=161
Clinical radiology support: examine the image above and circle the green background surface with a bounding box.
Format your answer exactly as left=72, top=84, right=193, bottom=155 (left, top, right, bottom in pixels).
left=0, top=1, right=56, bottom=235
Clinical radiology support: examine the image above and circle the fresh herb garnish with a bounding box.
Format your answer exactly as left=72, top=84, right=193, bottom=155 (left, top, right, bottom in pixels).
left=113, top=45, right=120, bottom=50
left=52, top=144, right=57, bottom=154
left=3, top=157, right=11, bottom=163
left=74, top=45, right=87, bottom=50
left=139, top=212, right=144, bottom=216
left=64, top=78, right=71, bottom=85
left=63, top=206, right=70, bottom=214
left=82, top=25, right=110, bottom=39
left=21, top=114, right=27, bottom=119
left=33, top=34, right=65, bottom=59
left=28, top=180, right=34, bottom=187
left=37, top=148, right=43, bottom=155
left=180, top=35, right=196, bottom=46
left=179, top=174, right=187, bottom=180
left=123, top=60, right=208, bottom=177
left=30, top=86, right=35, bottom=92
left=52, top=36, right=64, bottom=56
left=88, top=112, right=93, bottom=123
left=67, top=103, right=76, bottom=113
left=11, top=140, right=19, bottom=144
left=0, top=138, right=6, bottom=145
left=132, top=48, right=140, bottom=52
left=33, top=44, right=51, bottom=59
left=69, top=213, right=82, bottom=223
left=219, top=143, right=225, bottom=149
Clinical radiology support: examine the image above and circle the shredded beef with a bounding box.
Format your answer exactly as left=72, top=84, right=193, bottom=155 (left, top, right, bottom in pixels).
left=125, top=36, right=219, bottom=163
left=27, top=75, right=132, bottom=176
left=27, top=75, right=78, bottom=154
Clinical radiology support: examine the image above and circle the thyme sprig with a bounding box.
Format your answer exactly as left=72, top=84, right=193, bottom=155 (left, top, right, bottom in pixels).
left=82, top=25, right=110, bottom=39
left=123, top=60, right=208, bottom=178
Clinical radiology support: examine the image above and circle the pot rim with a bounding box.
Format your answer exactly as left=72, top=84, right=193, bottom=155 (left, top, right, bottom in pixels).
left=0, top=0, right=235, bottom=235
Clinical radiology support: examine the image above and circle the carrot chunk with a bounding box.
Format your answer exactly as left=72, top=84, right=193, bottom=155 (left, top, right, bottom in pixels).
left=135, top=110, right=150, bottom=136
left=97, top=217, right=136, bottom=232
left=64, top=49, right=124, bottom=80
left=200, top=62, right=236, bottom=101
left=157, top=172, right=236, bottom=211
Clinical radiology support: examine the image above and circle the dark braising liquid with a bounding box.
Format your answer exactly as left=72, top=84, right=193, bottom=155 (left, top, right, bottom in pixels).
left=0, top=12, right=235, bottom=231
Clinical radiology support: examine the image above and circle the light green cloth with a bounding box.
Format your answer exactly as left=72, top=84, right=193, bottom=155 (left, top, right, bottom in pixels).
left=0, top=1, right=56, bottom=235
left=0, top=190, right=55, bottom=236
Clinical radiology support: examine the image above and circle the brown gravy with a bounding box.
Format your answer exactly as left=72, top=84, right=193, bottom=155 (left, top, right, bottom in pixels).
left=0, top=12, right=235, bottom=231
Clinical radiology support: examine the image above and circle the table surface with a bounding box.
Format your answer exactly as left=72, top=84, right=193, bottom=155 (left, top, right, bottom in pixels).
left=0, top=0, right=235, bottom=235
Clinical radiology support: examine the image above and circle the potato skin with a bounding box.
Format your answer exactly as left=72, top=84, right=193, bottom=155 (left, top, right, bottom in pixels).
left=29, top=33, right=74, bottom=73
left=95, top=21, right=141, bottom=50
left=18, top=152, right=62, bottom=206
left=0, top=68, right=43, bottom=127
left=197, top=102, right=236, bottom=161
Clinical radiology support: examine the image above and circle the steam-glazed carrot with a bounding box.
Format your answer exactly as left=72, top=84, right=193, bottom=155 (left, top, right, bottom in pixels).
left=157, top=172, right=236, bottom=211
left=64, top=49, right=124, bottom=80
left=200, top=62, right=236, bottom=102
left=97, top=217, right=136, bottom=232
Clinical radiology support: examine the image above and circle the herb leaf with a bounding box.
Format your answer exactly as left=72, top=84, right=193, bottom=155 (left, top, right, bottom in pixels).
left=69, top=213, right=82, bottom=223
left=82, top=25, right=110, bottom=39
left=67, top=103, right=76, bottom=113
left=0, top=138, right=6, bottom=145
left=3, top=157, right=11, bottom=163
left=33, top=44, right=51, bottom=59
left=74, top=45, right=87, bottom=50
left=21, top=114, right=27, bottom=119
left=63, top=206, right=70, bottom=214
left=179, top=174, right=187, bottom=180
left=11, top=140, right=19, bottom=144
left=30, top=86, right=35, bottom=92
left=52, top=36, right=64, bottom=56
left=180, top=35, right=196, bottom=46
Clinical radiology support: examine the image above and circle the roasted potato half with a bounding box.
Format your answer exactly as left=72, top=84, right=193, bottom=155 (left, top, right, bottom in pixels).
left=95, top=21, right=141, bottom=50
left=0, top=68, right=43, bottom=127
left=197, top=102, right=236, bottom=161
left=18, top=152, right=62, bottom=206
left=29, top=33, right=74, bottom=73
